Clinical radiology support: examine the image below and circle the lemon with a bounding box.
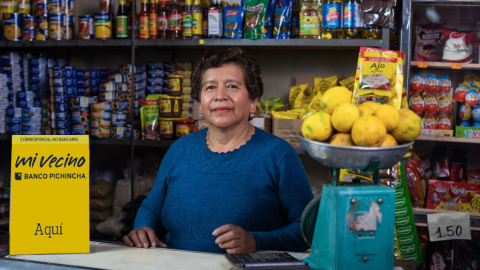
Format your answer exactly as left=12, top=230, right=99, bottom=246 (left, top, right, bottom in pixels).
left=329, top=133, right=354, bottom=146
left=374, top=104, right=400, bottom=131
left=357, top=104, right=375, bottom=117
left=380, top=134, right=398, bottom=147
left=331, top=103, right=360, bottom=133
left=320, top=86, right=352, bottom=114
left=391, top=109, right=422, bottom=143
left=301, top=112, right=333, bottom=142
left=362, top=101, right=382, bottom=111
left=351, top=116, right=387, bottom=147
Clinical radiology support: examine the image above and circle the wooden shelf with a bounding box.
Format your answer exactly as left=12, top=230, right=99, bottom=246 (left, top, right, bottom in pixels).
left=411, top=61, right=480, bottom=70
left=416, top=135, right=480, bottom=144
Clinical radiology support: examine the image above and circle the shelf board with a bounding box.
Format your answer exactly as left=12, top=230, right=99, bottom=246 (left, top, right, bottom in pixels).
left=134, top=139, right=175, bottom=148
left=416, top=135, right=480, bottom=144
left=135, top=39, right=383, bottom=49
left=89, top=138, right=131, bottom=146
left=413, top=208, right=480, bottom=228
left=0, top=40, right=132, bottom=48
left=411, top=61, right=480, bottom=70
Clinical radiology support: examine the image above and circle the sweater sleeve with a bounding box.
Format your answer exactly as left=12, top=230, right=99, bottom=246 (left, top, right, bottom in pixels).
left=133, top=144, right=177, bottom=237
left=250, top=146, right=313, bottom=252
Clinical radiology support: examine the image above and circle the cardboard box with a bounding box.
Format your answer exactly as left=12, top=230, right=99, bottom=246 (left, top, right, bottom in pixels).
left=196, top=117, right=272, bottom=133
left=420, top=129, right=454, bottom=137
left=272, top=118, right=304, bottom=147
left=455, top=126, right=480, bottom=138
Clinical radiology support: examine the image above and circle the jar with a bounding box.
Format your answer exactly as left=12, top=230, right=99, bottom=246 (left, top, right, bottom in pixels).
left=160, top=96, right=174, bottom=118
left=167, top=75, right=184, bottom=96
left=172, top=96, right=183, bottom=118
left=160, top=118, right=175, bottom=139
left=176, top=119, right=195, bottom=138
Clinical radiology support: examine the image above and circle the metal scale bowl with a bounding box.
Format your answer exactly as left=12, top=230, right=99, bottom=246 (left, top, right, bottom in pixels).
left=297, top=133, right=413, bottom=270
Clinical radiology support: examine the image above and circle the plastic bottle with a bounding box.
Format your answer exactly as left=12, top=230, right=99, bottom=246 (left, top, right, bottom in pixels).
left=116, top=0, right=128, bottom=39
left=167, top=0, right=183, bottom=39
left=321, top=0, right=344, bottom=39
left=291, top=0, right=301, bottom=38
left=363, top=24, right=381, bottom=39
left=191, top=0, right=203, bottom=39
left=157, top=1, right=169, bottom=39
left=208, top=0, right=222, bottom=38
left=299, top=0, right=320, bottom=39
left=202, top=0, right=211, bottom=38
left=183, top=0, right=193, bottom=39
left=139, top=0, right=150, bottom=39
left=127, top=0, right=139, bottom=39
left=149, top=0, right=159, bottom=39
left=343, top=0, right=362, bottom=39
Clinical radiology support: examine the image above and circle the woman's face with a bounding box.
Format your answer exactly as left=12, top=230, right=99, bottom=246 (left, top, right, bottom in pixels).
left=198, top=63, right=257, bottom=129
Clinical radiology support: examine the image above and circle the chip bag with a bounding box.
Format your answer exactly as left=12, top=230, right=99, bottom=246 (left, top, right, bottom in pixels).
left=273, top=0, right=293, bottom=39
left=314, top=75, right=338, bottom=93
left=339, top=76, right=355, bottom=92
left=291, top=86, right=316, bottom=109
left=272, top=109, right=305, bottom=119
left=244, top=0, right=269, bottom=40
left=288, top=83, right=308, bottom=108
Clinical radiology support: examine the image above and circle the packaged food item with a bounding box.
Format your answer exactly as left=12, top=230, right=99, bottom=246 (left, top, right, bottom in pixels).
left=338, top=76, right=355, bottom=91
left=442, top=29, right=477, bottom=63
left=455, top=84, right=469, bottom=102
left=450, top=149, right=467, bottom=182
left=3, top=13, right=23, bottom=41
left=465, top=89, right=479, bottom=107
left=436, top=117, right=451, bottom=130
left=459, top=103, right=472, bottom=121
left=140, top=98, right=160, bottom=140
left=272, top=0, right=293, bottom=39
left=424, top=95, right=437, bottom=115
left=405, top=155, right=425, bottom=208
left=272, top=109, right=304, bottom=119
left=473, top=104, right=480, bottom=122
left=409, top=94, right=424, bottom=115
left=438, top=75, right=451, bottom=94
left=426, top=180, right=480, bottom=212
left=244, top=0, right=269, bottom=40
left=262, top=0, right=275, bottom=38
left=409, top=74, right=424, bottom=93
left=460, top=120, right=470, bottom=127
left=223, top=6, right=244, bottom=39
left=288, top=83, right=308, bottom=108
left=467, top=170, right=480, bottom=184
left=423, top=115, right=436, bottom=129
left=291, top=86, right=316, bottom=109
left=437, top=96, right=452, bottom=115
left=303, top=91, right=323, bottom=119
left=424, top=74, right=438, bottom=94
left=428, top=241, right=454, bottom=270
left=314, top=75, right=337, bottom=93
left=413, top=24, right=443, bottom=61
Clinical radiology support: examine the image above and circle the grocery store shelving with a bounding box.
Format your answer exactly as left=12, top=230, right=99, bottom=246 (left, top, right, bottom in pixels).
left=417, top=135, right=480, bottom=144
left=411, top=61, right=480, bottom=70
left=0, top=40, right=132, bottom=48
left=413, top=208, right=480, bottom=230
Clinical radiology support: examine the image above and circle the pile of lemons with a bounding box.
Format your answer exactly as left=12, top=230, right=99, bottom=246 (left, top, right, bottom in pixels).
left=301, top=86, right=422, bottom=147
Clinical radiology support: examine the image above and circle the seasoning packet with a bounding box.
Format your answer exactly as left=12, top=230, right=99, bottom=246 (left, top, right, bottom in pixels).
left=314, top=75, right=338, bottom=93
left=291, top=86, right=316, bottom=109
left=273, top=0, right=293, bottom=39
left=262, top=0, right=275, bottom=38
left=223, top=6, right=244, bottom=39
left=244, top=0, right=269, bottom=40
left=288, top=83, right=308, bottom=108
left=140, top=98, right=160, bottom=140
left=303, top=91, right=323, bottom=119
left=339, top=76, right=355, bottom=92
left=272, top=109, right=305, bottom=119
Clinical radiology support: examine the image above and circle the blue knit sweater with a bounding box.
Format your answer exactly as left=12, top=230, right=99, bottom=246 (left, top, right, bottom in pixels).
left=133, top=127, right=313, bottom=254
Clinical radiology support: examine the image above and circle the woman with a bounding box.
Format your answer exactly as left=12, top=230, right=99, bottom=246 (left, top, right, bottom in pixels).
left=124, top=48, right=313, bottom=254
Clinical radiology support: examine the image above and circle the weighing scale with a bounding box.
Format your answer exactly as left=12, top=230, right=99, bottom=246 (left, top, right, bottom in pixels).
left=298, top=133, right=413, bottom=270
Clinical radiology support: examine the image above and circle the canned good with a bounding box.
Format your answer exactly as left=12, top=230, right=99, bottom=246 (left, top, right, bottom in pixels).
left=104, top=81, right=116, bottom=91
left=126, top=124, right=140, bottom=139
left=48, top=0, right=64, bottom=14
left=23, top=15, right=37, bottom=28
left=22, top=28, right=34, bottom=40
left=22, top=116, right=42, bottom=125
left=94, top=12, right=111, bottom=40
left=19, top=0, right=32, bottom=5
left=71, top=110, right=89, bottom=124
left=78, top=15, right=93, bottom=39
left=48, top=13, right=65, bottom=40
left=37, top=14, right=47, bottom=28
left=100, top=91, right=116, bottom=102
left=91, top=127, right=110, bottom=138
left=91, top=102, right=113, bottom=113
left=52, top=86, right=64, bottom=93
left=7, top=106, right=22, bottom=117
left=53, top=93, right=64, bottom=103
left=51, top=77, right=63, bottom=86
left=160, top=119, right=175, bottom=140
left=72, top=123, right=89, bottom=135
left=91, top=110, right=111, bottom=120
left=54, top=102, right=65, bottom=111
left=22, top=124, right=41, bottom=135
left=91, top=119, right=111, bottom=129
left=99, top=0, right=113, bottom=13
left=53, top=67, right=63, bottom=77
left=3, top=13, right=23, bottom=41
left=69, top=96, right=90, bottom=110
left=54, top=111, right=65, bottom=119
left=55, top=119, right=65, bottom=128
left=7, top=116, right=21, bottom=124
left=0, top=3, right=17, bottom=19
left=34, top=3, right=47, bottom=15
left=18, top=4, right=30, bottom=14
left=167, top=75, right=184, bottom=96
left=7, top=123, right=21, bottom=134
left=33, top=27, right=47, bottom=39
left=112, top=112, right=126, bottom=125
left=111, top=125, right=125, bottom=138
left=63, top=66, right=73, bottom=77
left=65, top=0, right=73, bottom=15
left=65, top=15, right=74, bottom=40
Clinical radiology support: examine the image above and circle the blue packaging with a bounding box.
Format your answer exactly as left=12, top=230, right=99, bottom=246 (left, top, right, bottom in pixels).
left=100, top=69, right=109, bottom=77
left=116, top=101, right=130, bottom=110
left=147, top=86, right=163, bottom=94
left=7, top=106, right=21, bottom=117
left=136, top=90, right=146, bottom=99
left=53, top=67, right=63, bottom=77
left=76, top=78, right=89, bottom=87
left=262, top=0, right=275, bottom=39
left=91, top=78, right=99, bottom=86
left=19, top=99, right=34, bottom=108
left=7, top=123, right=21, bottom=134
left=56, top=128, right=66, bottom=135
left=53, top=86, right=64, bottom=93
left=147, top=77, right=163, bottom=86
left=33, top=99, right=41, bottom=107
left=7, top=116, right=22, bottom=124
left=65, top=85, right=74, bottom=94
left=1, top=52, right=22, bottom=65
left=223, top=7, right=244, bottom=39
left=51, top=77, right=63, bottom=86
left=2, top=13, right=24, bottom=41
left=64, top=77, right=73, bottom=86
left=91, top=86, right=99, bottom=95
left=90, top=69, right=99, bottom=78
left=30, top=66, right=40, bottom=74
left=55, top=119, right=65, bottom=128
left=33, top=92, right=40, bottom=99
left=53, top=94, right=64, bottom=103
left=273, top=0, right=293, bottom=39
left=135, top=81, right=146, bottom=90
left=135, top=65, right=146, bottom=74
left=147, top=62, right=164, bottom=70
left=148, top=69, right=165, bottom=78
left=63, top=66, right=74, bottom=77
left=76, top=70, right=86, bottom=78
left=135, top=73, right=147, bottom=82
left=343, top=1, right=363, bottom=29
left=77, top=87, right=89, bottom=95
left=322, top=3, right=343, bottom=29
left=1, top=64, right=23, bottom=76
left=55, top=103, right=66, bottom=111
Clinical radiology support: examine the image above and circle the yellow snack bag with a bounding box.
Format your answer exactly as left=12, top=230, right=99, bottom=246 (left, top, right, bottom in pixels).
left=272, top=110, right=303, bottom=119
left=314, top=75, right=338, bottom=93
left=339, top=169, right=374, bottom=182
left=339, top=76, right=355, bottom=92
left=303, top=91, right=323, bottom=119
left=288, top=84, right=308, bottom=108
left=292, top=86, right=316, bottom=109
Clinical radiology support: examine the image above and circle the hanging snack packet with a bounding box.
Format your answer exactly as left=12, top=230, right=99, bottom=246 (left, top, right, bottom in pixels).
left=262, top=0, right=275, bottom=38
left=223, top=6, right=244, bottom=39
left=244, top=0, right=269, bottom=40
left=441, top=29, right=476, bottom=63
left=288, top=83, right=308, bottom=108
left=273, top=0, right=293, bottom=39
left=339, top=76, right=355, bottom=92
left=314, top=75, right=338, bottom=93
left=292, top=86, right=316, bottom=109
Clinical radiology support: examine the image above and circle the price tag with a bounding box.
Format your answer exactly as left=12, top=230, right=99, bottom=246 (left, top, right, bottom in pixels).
left=418, top=61, right=428, bottom=68
left=452, top=63, right=461, bottom=69
left=427, top=212, right=471, bottom=242
left=199, top=39, right=204, bottom=45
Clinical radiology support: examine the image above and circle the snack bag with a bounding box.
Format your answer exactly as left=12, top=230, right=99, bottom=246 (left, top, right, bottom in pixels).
left=426, top=180, right=480, bottom=212
left=413, top=24, right=443, bottom=61
left=314, top=75, right=338, bottom=93
left=272, top=109, right=305, bottom=119
left=303, top=91, right=323, bottom=119
left=256, top=96, right=284, bottom=117
left=223, top=6, right=244, bottom=39
left=405, top=155, right=425, bottom=208
left=244, top=0, right=269, bottom=40
left=292, top=86, right=316, bottom=109
left=442, top=29, right=476, bottom=63
left=339, top=76, right=355, bottom=92
left=272, top=0, right=293, bottom=39
left=262, top=0, right=275, bottom=38
left=288, top=83, right=308, bottom=108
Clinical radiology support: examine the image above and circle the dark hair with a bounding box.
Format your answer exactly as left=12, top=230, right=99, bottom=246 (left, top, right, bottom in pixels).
left=191, top=48, right=264, bottom=102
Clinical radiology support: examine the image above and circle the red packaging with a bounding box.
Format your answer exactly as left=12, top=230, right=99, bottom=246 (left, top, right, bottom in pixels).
left=441, top=29, right=477, bottom=63
left=406, top=156, right=426, bottom=208
left=426, top=180, right=480, bottom=212
left=424, top=95, right=438, bottom=115
left=409, top=94, right=425, bottom=115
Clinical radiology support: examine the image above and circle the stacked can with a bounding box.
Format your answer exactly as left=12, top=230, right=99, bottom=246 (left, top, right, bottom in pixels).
left=22, top=15, right=36, bottom=41
left=70, top=95, right=91, bottom=135
left=41, top=98, right=51, bottom=134
left=90, top=101, right=112, bottom=138
left=33, top=0, right=48, bottom=16
left=29, top=55, right=48, bottom=101
left=0, top=73, right=8, bottom=133
left=35, top=14, right=48, bottom=40
left=79, top=15, right=94, bottom=40
left=22, top=106, right=42, bottom=134
left=147, top=62, right=164, bottom=95
left=1, top=53, right=26, bottom=135
left=173, top=62, right=193, bottom=119
left=22, top=53, right=32, bottom=91
left=18, top=0, right=31, bottom=15
left=0, top=2, right=17, bottom=20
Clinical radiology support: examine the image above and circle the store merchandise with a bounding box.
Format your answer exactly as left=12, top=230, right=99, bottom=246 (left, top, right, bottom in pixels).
left=300, top=0, right=320, bottom=39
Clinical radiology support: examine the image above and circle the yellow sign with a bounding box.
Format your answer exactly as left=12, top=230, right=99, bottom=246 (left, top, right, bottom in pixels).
left=10, top=135, right=89, bottom=255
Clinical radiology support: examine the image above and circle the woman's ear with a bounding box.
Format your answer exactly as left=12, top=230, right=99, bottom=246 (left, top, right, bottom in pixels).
left=250, top=98, right=259, bottom=114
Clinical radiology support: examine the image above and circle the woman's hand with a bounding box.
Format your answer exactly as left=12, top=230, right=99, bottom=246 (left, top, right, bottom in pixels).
left=213, top=224, right=257, bottom=254
left=123, top=226, right=167, bottom=248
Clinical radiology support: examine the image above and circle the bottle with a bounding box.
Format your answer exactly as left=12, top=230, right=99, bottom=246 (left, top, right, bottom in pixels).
left=363, top=24, right=381, bottom=39
left=158, top=1, right=169, bottom=39
left=208, top=0, right=222, bottom=38
left=116, top=0, right=128, bottom=39
left=139, top=0, right=150, bottom=39
left=127, top=0, right=139, bottom=39
left=321, top=0, right=344, bottom=39
left=149, top=0, right=159, bottom=39
left=168, top=0, right=183, bottom=39
left=299, top=0, right=320, bottom=39
left=291, top=0, right=301, bottom=38
left=202, top=0, right=211, bottom=38
left=343, top=0, right=362, bottom=39
left=183, top=0, right=193, bottom=39
left=192, top=0, right=203, bottom=39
